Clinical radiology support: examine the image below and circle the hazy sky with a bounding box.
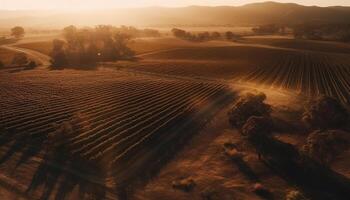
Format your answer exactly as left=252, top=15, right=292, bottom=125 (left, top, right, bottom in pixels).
left=1, top=0, right=350, bottom=10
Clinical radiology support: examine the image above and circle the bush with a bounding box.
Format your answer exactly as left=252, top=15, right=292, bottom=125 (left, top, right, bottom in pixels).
left=241, top=116, right=273, bottom=139
left=302, top=96, right=348, bottom=130
left=228, top=93, right=271, bottom=128
left=302, top=130, right=350, bottom=165
left=172, top=177, right=196, bottom=192
left=11, top=53, right=28, bottom=66
left=285, top=190, right=309, bottom=200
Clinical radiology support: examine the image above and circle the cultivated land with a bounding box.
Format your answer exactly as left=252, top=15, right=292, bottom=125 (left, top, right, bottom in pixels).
left=1, top=34, right=350, bottom=199
left=0, top=47, right=16, bottom=66
left=0, top=67, right=232, bottom=198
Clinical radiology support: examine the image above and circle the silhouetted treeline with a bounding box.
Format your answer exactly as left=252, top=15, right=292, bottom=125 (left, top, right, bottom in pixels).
left=171, top=28, right=221, bottom=42
left=51, top=25, right=136, bottom=68
left=252, top=24, right=286, bottom=35
left=292, top=23, right=350, bottom=42
left=115, top=26, right=161, bottom=38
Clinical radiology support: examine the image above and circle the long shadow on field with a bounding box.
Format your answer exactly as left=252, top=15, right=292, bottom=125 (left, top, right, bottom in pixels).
left=254, top=136, right=350, bottom=200
left=26, top=146, right=108, bottom=200
left=232, top=157, right=260, bottom=182
left=111, top=91, right=236, bottom=199
left=15, top=137, right=46, bottom=167
left=0, top=129, right=46, bottom=168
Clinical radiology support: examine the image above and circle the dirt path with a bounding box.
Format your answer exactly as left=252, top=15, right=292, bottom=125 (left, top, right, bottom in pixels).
left=1, top=45, right=51, bottom=68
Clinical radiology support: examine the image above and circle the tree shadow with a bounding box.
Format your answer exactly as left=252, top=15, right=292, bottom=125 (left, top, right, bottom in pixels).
left=231, top=156, right=260, bottom=182
left=253, top=136, right=350, bottom=200
left=111, top=91, right=235, bottom=199
left=49, top=64, right=99, bottom=71
left=0, top=138, right=27, bottom=164
left=0, top=128, right=108, bottom=199
left=26, top=146, right=108, bottom=200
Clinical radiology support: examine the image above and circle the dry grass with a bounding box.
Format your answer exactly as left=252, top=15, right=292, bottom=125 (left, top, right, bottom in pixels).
left=0, top=48, right=18, bottom=66
left=15, top=41, right=52, bottom=56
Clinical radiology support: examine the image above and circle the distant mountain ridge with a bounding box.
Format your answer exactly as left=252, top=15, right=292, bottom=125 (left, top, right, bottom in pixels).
left=0, top=1, right=350, bottom=28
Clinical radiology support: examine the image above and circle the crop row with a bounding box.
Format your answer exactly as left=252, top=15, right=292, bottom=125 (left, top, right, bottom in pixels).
left=242, top=52, right=350, bottom=104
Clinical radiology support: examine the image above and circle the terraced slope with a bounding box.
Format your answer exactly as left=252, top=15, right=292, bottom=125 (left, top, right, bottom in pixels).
left=0, top=69, right=233, bottom=191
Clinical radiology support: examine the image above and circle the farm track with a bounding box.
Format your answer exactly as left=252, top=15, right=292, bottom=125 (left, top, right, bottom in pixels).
left=1, top=44, right=51, bottom=68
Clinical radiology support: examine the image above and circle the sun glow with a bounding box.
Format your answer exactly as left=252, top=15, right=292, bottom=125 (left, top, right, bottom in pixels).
left=1, top=0, right=349, bottom=10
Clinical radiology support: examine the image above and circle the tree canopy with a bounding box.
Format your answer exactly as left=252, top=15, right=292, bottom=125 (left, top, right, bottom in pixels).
left=11, top=26, right=25, bottom=39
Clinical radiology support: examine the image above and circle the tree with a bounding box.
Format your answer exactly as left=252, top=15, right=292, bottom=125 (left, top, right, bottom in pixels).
left=11, top=26, right=25, bottom=39
left=228, top=93, right=271, bottom=128
left=302, top=96, right=348, bottom=130
left=211, top=32, right=221, bottom=39
left=171, top=28, right=187, bottom=39
left=252, top=24, right=280, bottom=35
left=225, top=31, right=234, bottom=40
left=302, top=130, right=349, bottom=165
left=55, top=25, right=135, bottom=68
left=50, top=39, right=67, bottom=68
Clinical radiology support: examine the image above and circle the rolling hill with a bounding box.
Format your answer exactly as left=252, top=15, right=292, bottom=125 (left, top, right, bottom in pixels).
left=0, top=2, right=350, bottom=28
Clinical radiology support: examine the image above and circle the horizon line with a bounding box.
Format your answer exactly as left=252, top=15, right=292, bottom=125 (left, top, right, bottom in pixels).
left=1, top=1, right=350, bottom=12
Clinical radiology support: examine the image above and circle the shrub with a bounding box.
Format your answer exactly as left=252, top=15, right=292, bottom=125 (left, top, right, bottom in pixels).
left=11, top=53, right=28, bottom=66
left=172, top=177, right=196, bottom=192
left=302, top=130, right=350, bottom=165
left=228, top=93, right=271, bottom=128
left=302, top=96, right=348, bottom=130
left=285, top=190, right=309, bottom=200
left=241, top=116, right=273, bottom=139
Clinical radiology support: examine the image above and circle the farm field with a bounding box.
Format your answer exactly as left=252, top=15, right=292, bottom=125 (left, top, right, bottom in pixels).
left=0, top=68, right=233, bottom=198
left=14, top=37, right=237, bottom=57
left=1, top=1, right=350, bottom=199
left=0, top=47, right=17, bottom=66
left=1, top=34, right=350, bottom=199
left=243, top=51, right=350, bottom=104
left=15, top=41, right=53, bottom=56
left=243, top=37, right=350, bottom=54
left=114, top=42, right=350, bottom=105
left=7, top=37, right=350, bottom=109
